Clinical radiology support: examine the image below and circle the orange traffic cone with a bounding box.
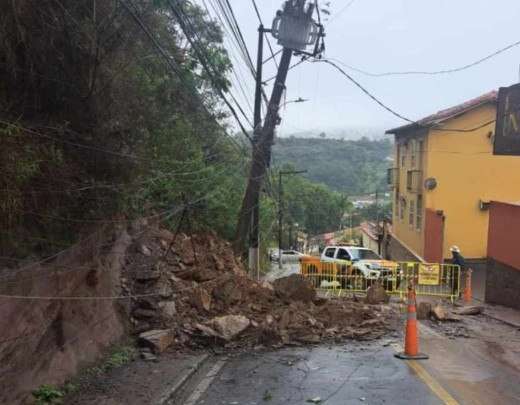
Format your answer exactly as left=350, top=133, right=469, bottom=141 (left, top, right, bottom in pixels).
left=395, top=283, right=428, bottom=360
left=463, top=269, right=473, bottom=304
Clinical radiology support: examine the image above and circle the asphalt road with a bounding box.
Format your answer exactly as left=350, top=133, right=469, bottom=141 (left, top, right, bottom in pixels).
left=174, top=260, right=520, bottom=405
left=263, top=261, right=300, bottom=282
left=169, top=263, right=520, bottom=405
left=174, top=319, right=520, bottom=405
left=176, top=341, right=443, bottom=405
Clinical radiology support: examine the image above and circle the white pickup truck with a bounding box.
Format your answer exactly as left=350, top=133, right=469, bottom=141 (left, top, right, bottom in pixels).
left=320, top=245, right=398, bottom=289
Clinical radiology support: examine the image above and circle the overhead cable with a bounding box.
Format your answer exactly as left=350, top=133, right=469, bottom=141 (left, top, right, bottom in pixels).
left=327, top=37, right=520, bottom=77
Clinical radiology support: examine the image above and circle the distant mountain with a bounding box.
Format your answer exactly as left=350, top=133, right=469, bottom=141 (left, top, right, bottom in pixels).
left=279, top=126, right=387, bottom=141
left=272, top=136, right=392, bottom=195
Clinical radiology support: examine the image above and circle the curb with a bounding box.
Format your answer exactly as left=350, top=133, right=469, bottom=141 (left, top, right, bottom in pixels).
left=156, top=353, right=210, bottom=405
left=483, top=313, right=520, bottom=329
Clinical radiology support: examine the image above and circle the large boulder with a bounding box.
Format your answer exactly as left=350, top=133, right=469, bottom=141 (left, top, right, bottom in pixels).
left=365, top=283, right=389, bottom=304
left=138, top=329, right=175, bottom=353
left=272, top=274, right=316, bottom=303
left=209, top=315, right=250, bottom=341
left=431, top=304, right=447, bottom=321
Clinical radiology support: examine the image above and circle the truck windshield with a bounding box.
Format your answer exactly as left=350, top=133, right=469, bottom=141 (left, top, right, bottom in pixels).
left=349, top=249, right=381, bottom=260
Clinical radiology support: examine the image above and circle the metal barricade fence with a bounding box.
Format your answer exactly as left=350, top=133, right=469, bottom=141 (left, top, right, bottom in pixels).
left=299, top=258, right=460, bottom=301
left=395, top=262, right=461, bottom=302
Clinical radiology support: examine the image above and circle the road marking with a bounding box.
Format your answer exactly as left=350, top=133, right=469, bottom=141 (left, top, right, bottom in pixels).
left=392, top=343, right=460, bottom=405
left=184, top=357, right=227, bottom=405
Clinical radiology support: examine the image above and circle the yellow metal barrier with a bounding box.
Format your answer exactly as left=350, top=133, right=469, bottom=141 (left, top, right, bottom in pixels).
left=395, top=262, right=460, bottom=302
left=299, top=257, right=460, bottom=301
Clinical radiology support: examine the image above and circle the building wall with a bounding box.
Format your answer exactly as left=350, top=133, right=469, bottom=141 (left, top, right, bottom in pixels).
left=361, top=231, right=378, bottom=253
left=383, top=232, right=423, bottom=262
left=485, top=201, right=520, bottom=308
left=425, top=104, right=520, bottom=259
left=391, top=129, right=428, bottom=258
left=486, top=259, right=520, bottom=310
left=487, top=201, right=520, bottom=270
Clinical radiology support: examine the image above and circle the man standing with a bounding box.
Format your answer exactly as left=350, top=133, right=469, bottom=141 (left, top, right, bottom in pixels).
left=450, top=245, right=466, bottom=296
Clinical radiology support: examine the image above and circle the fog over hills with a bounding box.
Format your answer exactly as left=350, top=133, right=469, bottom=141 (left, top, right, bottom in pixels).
left=278, top=126, right=388, bottom=141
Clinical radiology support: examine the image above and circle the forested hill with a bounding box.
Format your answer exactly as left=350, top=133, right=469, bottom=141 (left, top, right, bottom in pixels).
left=273, top=137, right=393, bottom=194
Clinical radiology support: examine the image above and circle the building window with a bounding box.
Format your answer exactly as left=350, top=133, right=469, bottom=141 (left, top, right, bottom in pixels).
left=409, top=199, right=415, bottom=227
left=394, top=193, right=399, bottom=217
left=416, top=195, right=423, bottom=231
left=400, top=197, right=406, bottom=221
left=400, top=144, right=406, bottom=167
left=410, top=139, right=416, bottom=168
left=417, top=140, right=424, bottom=168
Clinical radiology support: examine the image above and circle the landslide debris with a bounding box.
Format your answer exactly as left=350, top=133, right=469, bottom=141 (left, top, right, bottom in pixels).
left=122, top=226, right=393, bottom=351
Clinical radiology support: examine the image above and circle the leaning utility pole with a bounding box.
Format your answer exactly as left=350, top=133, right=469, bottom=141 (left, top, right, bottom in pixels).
left=235, top=0, right=322, bottom=264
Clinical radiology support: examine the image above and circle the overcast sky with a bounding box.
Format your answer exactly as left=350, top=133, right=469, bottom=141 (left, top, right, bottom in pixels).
left=203, top=0, right=520, bottom=136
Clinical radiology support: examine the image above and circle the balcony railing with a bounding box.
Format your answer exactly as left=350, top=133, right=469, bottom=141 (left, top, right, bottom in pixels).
left=387, top=168, right=399, bottom=188
left=406, top=170, right=423, bottom=193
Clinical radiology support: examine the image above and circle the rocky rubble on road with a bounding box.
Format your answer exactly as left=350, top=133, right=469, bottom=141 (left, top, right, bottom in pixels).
left=122, top=227, right=394, bottom=353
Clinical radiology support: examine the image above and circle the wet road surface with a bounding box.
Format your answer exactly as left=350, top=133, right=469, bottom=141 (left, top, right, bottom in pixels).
left=173, top=263, right=520, bottom=405
left=180, top=342, right=443, bottom=405
left=175, top=320, right=520, bottom=405
left=263, top=261, right=300, bottom=282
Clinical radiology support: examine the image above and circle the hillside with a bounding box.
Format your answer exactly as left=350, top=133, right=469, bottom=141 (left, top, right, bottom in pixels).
left=272, top=137, right=393, bottom=195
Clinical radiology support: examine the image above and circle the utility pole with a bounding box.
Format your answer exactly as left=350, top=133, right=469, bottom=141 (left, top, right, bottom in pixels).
left=248, top=23, right=268, bottom=279
left=235, top=0, right=322, bottom=262
left=278, top=169, right=307, bottom=269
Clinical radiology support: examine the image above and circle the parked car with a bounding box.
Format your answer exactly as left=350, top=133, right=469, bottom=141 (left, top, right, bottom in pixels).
left=319, top=245, right=399, bottom=290
left=270, top=249, right=304, bottom=263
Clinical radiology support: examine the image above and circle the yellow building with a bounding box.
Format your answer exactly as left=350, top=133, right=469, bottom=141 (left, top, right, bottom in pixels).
left=386, top=91, right=520, bottom=262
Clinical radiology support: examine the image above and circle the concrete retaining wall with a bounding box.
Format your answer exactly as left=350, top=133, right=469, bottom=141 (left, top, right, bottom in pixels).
left=486, top=259, right=520, bottom=310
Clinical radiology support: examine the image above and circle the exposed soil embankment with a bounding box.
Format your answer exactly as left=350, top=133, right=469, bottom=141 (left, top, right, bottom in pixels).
left=0, top=226, right=131, bottom=404
left=1, top=221, right=394, bottom=404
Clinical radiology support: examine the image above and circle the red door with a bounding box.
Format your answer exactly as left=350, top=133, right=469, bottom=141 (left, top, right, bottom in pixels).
left=424, top=208, right=444, bottom=263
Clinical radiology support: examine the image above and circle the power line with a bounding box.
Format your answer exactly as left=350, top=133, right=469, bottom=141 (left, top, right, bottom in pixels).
left=313, top=58, right=504, bottom=133
left=206, top=0, right=269, bottom=109
left=327, top=37, right=520, bottom=77
left=201, top=0, right=258, bottom=116
left=315, top=58, right=415, bottom=123
left=263, top=49, right=282, bottom=65
left=264, top=56, right=310, bottom=83
left=250, top=0, right=279, bottom=69
left=0, top=292, right=163, bottom=300
left=329, top=0, right=356, bottom=24
left=0, top=119, right=248, bottom=172
left=167, top=0, right=255, bottom=138
left=204, top=0, right=256, bottom=76
left=118, top=0, right=251, bottom=150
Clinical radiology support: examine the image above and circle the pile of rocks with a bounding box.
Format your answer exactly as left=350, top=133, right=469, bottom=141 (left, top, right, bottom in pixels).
left=121, top=226, right=393, bottom=354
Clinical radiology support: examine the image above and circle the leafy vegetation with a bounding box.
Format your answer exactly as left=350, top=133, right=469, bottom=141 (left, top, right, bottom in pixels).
left=0, top=0, right=249, bottom=260
left=0, top=1, right=388, bottom=264
left=32, top=385, right=65, bottom=405
left=273, top=137, right=392, bottom=195
left=86, top=345, right=137, bottom=376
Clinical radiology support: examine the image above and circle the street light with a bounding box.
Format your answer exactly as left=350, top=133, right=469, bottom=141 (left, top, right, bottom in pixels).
left=280, top=97, right=309, bottom=108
